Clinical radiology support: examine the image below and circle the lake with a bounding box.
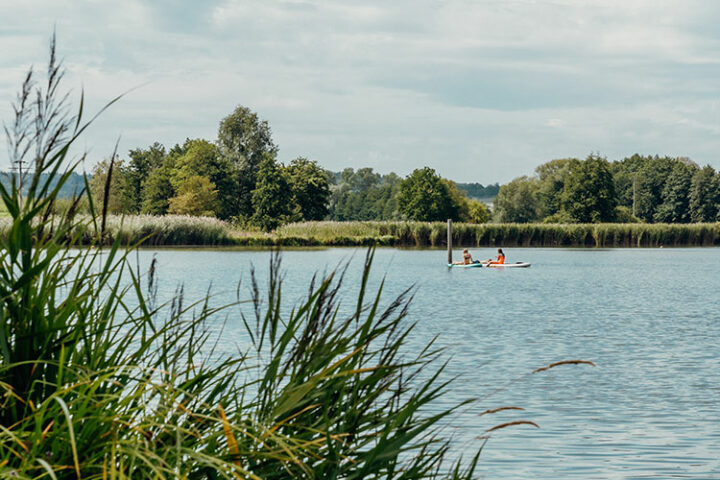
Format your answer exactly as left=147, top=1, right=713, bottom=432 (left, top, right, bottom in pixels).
left=134, top=247, right=720, bottom=479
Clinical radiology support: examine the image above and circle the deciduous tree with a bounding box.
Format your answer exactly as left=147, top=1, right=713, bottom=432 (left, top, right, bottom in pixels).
left=89, top=158, right=131, bottom=215
left=560, top=155, right=617, bottom=223
left=492, top=176, right=540, bottom=223
left=654, top=161, right=696, bottom=223
left=172, top=139, right=237, bottom=219
left=251, top=156, right=296, bottom=231
left=397, top=167, right=459, bottom=221
left=167, top=175, right=219, bottom=216
left=218, top=106, right=278, bottom=216
left=689, top=165, right=720, bottom=222
left=535, top=158, right=581, bottom=218
left=467, top=199, right=491, bottom=223
left=141, top=161, right=175, bottom=215
left=285, top=157, right=330, bottom=221
left=125, top=142, right=166, bottom=213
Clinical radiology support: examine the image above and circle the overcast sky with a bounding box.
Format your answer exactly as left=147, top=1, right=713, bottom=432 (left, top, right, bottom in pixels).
left=2, top=0, right=720, bottom=183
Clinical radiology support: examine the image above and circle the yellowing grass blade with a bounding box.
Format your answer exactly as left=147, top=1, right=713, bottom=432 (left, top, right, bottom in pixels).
left=218, top=405, right=240, bottom=464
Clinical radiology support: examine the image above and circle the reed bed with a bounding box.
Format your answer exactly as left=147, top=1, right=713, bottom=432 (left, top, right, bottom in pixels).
left=276, top=221, right=720, bottom=248
left=0, top=214, right=236, bottom=246
left=91, top=214, right=236, bottom=245
left=4, top=216, right=718, bottom=247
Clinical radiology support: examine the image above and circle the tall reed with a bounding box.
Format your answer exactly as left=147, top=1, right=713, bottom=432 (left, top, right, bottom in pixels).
left=3, top=217, right=716, bottom=248
left=276, top=221, right=720, bottom=248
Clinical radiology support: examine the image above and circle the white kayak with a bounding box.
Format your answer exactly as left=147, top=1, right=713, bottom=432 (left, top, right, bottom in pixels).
left=486, top=262, right=531, bottom=268
left=447, top=262, right=531, bottom=268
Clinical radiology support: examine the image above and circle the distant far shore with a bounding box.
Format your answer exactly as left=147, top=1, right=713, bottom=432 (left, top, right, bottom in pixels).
left=7, top=216, right=720, bottom=248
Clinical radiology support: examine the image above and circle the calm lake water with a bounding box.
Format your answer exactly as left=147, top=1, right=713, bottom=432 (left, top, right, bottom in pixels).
left=134, top=247, right=720, bottom=480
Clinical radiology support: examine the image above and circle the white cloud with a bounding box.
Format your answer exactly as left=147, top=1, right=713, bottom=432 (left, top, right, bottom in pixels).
left=2, top=0, right=720, bottom=180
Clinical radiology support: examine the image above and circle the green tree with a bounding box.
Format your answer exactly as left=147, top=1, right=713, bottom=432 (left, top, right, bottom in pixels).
left=689, top=165, right=720, bottom=222
left=441, top=179, right=489, bottom=223
left=218, top=106, right=278, bottom=217
left=560, top=155, right=617, bottom=223
left=285, top=157, right=330, bottom=221
left=167, top=175, right=219, bottom=217
left=397, top=167, right=459, bottom=221
left=124, top=142, right=166, bottom=213
left=610, top=153, right=647, bottom=210
left=89, top=158, right=131, bottom=214
left=467, top=199, right=491, bottom=223
left=251, top=155, right=296, bottom=231
left=614, top=205, right=641, bottom=223
left=172, top=139, right=237, bottom=219
left=633, top=156, right=677, bottom=222
left=328, top=168, right=400, bottom=221
left=378, top=173, right=402, bottom=219
left=443, top=179, right=472, bottom=222
left=141, top=163, right=175, bottom=215
left=535, top=158, right=581, bottom=218
left=492, top=176, right=540, bottom=223
left=654, top=161, right=697, bottom=223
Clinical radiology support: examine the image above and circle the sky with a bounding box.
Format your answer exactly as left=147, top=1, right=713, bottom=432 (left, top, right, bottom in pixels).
left=2, top=0, right=720, bottom=184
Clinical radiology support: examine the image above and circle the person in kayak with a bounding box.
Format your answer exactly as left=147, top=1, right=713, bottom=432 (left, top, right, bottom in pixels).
left=453, top=248, right=479, bottom=265
left=483, top=248, right=505, bottom=265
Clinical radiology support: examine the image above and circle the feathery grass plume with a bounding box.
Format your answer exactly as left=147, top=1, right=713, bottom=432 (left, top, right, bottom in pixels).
left=533, top=360, right=597, bottom=374
left=0, top=35, right=482, bottom=479
left=483, top=420, right=540, bottom=434
left=478, top=406, right=525, bottom=416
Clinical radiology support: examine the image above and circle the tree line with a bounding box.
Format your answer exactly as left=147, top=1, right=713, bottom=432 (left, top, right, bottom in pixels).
left=76, top=104, right=720, bottom=227
left=89, top=106, right=331, bottom=231
left=493, top=154, right=720, bottom=223
left=327, top=167, right=490, bottom=223
left=86, top=106, right=490, bottom=229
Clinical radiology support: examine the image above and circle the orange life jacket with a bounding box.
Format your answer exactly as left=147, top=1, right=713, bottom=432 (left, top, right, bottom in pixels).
left=497, top=254, right=505, bottom=264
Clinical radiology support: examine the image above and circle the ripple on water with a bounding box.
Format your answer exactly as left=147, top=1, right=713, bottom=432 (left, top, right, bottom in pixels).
left=132, top=247, right=720, bottom=479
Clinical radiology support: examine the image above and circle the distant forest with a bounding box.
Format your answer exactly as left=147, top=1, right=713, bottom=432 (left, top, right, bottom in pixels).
left=456, top=182, right=500, bottom=200
left=0, top=172, right=86, bottom=198
left=494, top=155, right=720, bottom=224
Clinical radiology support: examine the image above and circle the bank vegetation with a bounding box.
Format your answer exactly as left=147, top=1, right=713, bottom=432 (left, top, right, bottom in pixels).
left=3, top=215, right=716, bottom=247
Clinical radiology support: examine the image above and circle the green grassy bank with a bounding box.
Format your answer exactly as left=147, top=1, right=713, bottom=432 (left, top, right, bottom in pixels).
left=4, top=216, right=719, bottom=247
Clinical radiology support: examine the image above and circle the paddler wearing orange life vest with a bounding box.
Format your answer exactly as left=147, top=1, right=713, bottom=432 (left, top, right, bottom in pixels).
left=482, top=248, right=505, bottom=265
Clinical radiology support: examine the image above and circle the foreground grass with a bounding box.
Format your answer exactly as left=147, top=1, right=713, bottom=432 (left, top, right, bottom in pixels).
left=5, top=217, right=716, bottom=248
left=1, top=40, right=488, bottom=479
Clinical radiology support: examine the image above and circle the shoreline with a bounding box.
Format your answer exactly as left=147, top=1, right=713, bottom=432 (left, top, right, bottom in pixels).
left=13, top=216, right=718, bottom=248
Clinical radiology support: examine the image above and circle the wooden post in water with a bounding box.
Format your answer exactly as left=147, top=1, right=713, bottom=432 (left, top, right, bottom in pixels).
left=447, top=219, right=452, bottom=265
